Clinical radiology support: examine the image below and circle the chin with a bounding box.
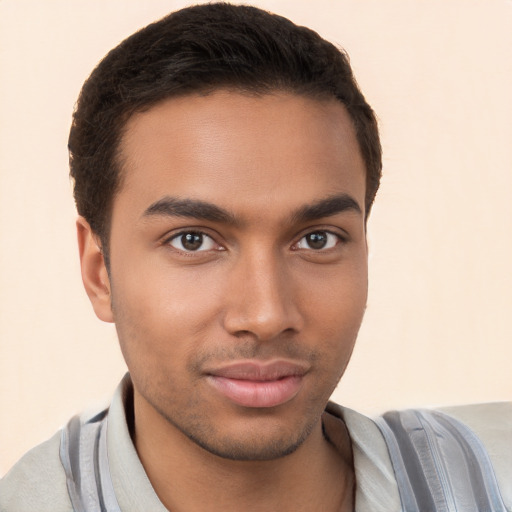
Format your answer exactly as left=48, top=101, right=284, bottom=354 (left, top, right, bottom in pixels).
left=183, top=426, right=313, bottom=461
left=157, top=399, right=321, bottom=462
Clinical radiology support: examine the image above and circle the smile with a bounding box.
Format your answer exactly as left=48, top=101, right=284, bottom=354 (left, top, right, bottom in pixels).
left=206, top=360, right=307, bottom=408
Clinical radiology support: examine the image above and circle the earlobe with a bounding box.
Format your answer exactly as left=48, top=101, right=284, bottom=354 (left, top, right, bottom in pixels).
left=76, top=217, right=114, bottom=323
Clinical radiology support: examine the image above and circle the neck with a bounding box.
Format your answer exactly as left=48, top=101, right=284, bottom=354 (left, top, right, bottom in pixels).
left=132, top=392, right=354, bottom=512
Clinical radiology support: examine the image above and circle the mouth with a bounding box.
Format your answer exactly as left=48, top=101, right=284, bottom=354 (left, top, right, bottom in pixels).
left=205, top=360, right=308, bottom=408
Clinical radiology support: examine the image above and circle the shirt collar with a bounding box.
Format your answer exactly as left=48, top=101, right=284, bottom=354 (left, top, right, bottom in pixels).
left=106, top=374, right=400, bottom=512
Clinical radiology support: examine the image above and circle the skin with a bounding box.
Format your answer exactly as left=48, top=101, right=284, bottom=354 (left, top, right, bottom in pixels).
left=78, top=91, right=368, bottom=511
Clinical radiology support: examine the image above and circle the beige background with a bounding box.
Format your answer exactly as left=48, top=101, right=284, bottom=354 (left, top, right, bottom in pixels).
left=1, top=0, right=511, bottom=476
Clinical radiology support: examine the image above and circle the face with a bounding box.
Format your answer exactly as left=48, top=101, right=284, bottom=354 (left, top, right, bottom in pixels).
left=105, top=91, right=368, bottom=460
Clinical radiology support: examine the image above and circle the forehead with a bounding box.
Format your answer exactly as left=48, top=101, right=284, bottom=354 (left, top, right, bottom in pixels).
left=115, top=91, right=366, bottom=220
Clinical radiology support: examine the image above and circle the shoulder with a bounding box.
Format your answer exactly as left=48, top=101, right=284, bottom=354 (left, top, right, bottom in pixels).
left=377, top=402, right=512, bottom=511
left=437, top=400, right=512, bottom=441
left=0, top=430, right=72, bottom=512
left=438, top=401, right=512, bottom=509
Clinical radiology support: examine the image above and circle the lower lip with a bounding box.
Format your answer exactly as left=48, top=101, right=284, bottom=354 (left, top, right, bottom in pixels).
left=207, top=375, right=303, bottom=408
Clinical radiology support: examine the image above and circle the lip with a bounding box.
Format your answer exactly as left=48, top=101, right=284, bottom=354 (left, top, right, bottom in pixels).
left=206, top=360, right=307, bottom=408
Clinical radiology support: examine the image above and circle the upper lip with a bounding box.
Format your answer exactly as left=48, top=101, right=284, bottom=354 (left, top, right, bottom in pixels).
left=206, top=360, right=309, bottom=381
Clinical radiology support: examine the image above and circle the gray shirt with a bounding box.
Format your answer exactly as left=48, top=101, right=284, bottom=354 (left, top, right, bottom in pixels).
left=1, top=374, right=510, bottom=511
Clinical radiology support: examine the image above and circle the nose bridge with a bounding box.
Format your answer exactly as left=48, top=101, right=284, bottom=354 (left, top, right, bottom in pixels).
left=223, top=244, right=301, bottom=340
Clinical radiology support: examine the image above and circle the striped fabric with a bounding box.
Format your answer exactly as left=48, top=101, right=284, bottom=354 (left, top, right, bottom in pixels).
left=59, top=405, right=507, bottom=511
left=60, top=411, right=121, bottom=512
left=376, top=409, right=507, bottom=512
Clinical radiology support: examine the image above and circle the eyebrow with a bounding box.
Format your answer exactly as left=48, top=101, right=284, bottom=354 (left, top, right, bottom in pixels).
left=291, top=194, right=362, bottom=223
left=143, top=196, right=236, bottom=224
left=142, top=193, right=362, bottom=225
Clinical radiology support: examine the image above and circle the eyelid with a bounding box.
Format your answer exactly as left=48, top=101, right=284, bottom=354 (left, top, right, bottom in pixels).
left=296, top=232, right=337, bottom=250
left=291, top=227, right=348, bottom=251
left=162, top=229, right=225, bottom=253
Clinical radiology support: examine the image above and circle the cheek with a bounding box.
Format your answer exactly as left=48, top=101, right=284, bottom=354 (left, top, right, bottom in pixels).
left=113, top=250, right=221, bottom=317
left=299, top=259, right=368, bottom=366
left=110, top=261, right=225, bottom=364
left=301, top=259, right=368, bottom=327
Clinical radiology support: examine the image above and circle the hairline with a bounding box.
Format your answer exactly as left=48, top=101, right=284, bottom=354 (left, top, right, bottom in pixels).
left=99, top=85, right=370, bottom=266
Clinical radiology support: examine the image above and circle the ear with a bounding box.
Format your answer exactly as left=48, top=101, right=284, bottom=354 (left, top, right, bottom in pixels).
left=76, top=216, right=114, bottom=323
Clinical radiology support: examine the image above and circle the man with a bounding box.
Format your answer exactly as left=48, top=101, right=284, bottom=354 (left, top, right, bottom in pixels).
left=1, top=4, right=510, bottom=511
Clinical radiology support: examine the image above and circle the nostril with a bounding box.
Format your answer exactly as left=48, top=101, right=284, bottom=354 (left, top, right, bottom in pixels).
left=233, top=330, right=252, bottom=339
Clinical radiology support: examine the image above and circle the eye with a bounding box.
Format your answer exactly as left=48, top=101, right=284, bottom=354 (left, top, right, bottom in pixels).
left=167, top=231, right=218, bottom=252
left=295, top=231, right=340, bottom=250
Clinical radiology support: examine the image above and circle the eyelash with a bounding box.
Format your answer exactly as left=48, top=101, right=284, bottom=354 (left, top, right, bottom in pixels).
left=292, top=230, right=345, bottom=251
left=163, top=228, right=346, bottom=254
left=164, top=231, right=222, bottom=253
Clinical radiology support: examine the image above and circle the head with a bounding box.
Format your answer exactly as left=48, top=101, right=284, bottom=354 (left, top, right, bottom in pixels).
left=73, top=3, right=381, bottom=462
left=69, top=3, right=381, bottom=267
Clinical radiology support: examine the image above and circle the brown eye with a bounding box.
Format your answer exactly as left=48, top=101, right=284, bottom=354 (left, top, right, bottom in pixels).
left=295, top=231, right=339, bottom=250
left=306, top=232, right=327, bottom=249
left=182, top=233, right=203, bottom=251
left=168, top=231, right=216, bottom=252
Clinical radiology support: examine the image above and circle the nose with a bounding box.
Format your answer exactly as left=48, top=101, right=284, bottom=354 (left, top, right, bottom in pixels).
left=222, top=248, right=304, bottom=341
